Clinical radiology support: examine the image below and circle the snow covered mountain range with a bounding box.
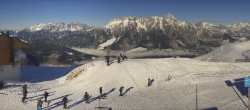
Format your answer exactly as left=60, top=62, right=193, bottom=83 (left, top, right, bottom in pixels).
left=105, top=13, right=250, bottom=36
left=27, top=22, right=92, bottom=32
left=16, top=14, right=250, bottom=49
left=106, top=14, right=191, bottom=30
left=4, top=14, right=250, bottom=65
left=102, top=14, right=250, bottom=51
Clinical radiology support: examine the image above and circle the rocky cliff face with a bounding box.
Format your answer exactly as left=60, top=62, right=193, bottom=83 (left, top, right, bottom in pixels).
left=103, top=14, right=250, bottom=52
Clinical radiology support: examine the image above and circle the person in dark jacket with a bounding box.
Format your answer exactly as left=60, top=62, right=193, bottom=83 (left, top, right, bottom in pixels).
left=117, top=56, right=121, bottom=63
left=122, top=53, right=125, bottom=61
left=99, top=87, right=103, bottom=97
left=44, top=91, right=49, bottom=102
left=62, top=96, right=68, bottom=109
left=21, top=84, right=28, bottom=103
left=105, top=56, right=110, bottom=66
left=148, top=78, right=151, bottom=86
left=22, top=84, right=27, bottom=91
left=22, top=88, right=28, bottom=103
left=83, top=92, right=90, bottom=103
left=119, top=86, right=124, bottom=96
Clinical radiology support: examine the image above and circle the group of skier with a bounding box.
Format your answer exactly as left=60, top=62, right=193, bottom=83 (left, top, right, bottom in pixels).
left=36, top=90, right=50, bottom=110
left=25, top=86, right=99, bottom=109
left=22, top=80, right=151, bottom=110
left=105, top=52, right=127, bottom=66
left=23, top=83, right=152, bottom=109
left=117, top=53, right=126, bottom=63
left=20, top=84, right=50, bottom=110
left=19, top=53, right=157, bottom=110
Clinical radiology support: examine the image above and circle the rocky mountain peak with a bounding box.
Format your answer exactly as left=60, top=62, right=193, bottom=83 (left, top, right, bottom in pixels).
left=195, top=22, right=215, bottom=29
left=164, top=13, right=176, bottom=21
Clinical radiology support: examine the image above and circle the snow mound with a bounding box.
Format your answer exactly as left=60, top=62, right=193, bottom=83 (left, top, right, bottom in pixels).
left=64, top=63, right=95, bottom=80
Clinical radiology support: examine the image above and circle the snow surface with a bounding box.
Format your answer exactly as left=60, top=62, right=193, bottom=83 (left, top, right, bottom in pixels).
left=72, top=47, right=193, bottom=58
left=126, top=47, right=148, bottom=53
left=195, top=41, right=250, bottom=62
left=98, top=37, right=117, bottom=50
left=1, top=58, right=250, bottom=109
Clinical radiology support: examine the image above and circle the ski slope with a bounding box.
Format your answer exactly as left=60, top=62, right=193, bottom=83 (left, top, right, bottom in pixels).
left=195, top=41, right=250, bottom=62
left=98, top=37, right=117, bottom=50
left=1, top=58, right=250, bottom=110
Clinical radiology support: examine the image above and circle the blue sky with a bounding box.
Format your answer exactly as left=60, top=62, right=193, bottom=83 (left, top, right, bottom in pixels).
left=0, top=0, right=250, bottom=30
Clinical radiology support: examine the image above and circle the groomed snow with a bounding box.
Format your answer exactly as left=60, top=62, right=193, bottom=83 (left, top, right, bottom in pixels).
left=1, top=58, right=250, bottom=110
left=195, top=41, right=250, bottom=62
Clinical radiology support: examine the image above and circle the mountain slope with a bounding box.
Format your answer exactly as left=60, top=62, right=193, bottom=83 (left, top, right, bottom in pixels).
left=104, top=14, right=246, bottom=51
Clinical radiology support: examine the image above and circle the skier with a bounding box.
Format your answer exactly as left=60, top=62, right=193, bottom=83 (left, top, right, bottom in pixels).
left=22, top=84, right=27, bottom=91
left=117, top=56, right=121, bottom=63
left=119, top=53, right=123, bottom=59
left=62, top=96, right=68, bottom=109
left=36, top=98, right=43, bottom=110
left=125, top=54, right=127, bottom=59
left=44, top=90, right=49, bottom=102
left=122, top=53, right=125, bottom=61
left=148, top=78, right=151, bottom=86
left=99, top=87, right=103, bottom=98
left=119, top=86, right=124, bottom=96
left=105, top=55, right=110, bottom=66
left=83, top=92, right=90, bottom=103
left=22, top=87, right=28, bottom=103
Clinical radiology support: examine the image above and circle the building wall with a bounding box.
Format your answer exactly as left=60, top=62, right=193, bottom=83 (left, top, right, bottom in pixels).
left=0, top=34, right=27, bottom=65
left=15, top=49, right=26, bottom=64
left=0, top=34, right=12, bottom=65
left=0, top=65, right=21, bottom=81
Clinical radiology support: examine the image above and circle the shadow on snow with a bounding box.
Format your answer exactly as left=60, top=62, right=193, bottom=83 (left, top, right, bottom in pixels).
left=21, top=65, right=80, bottom=83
